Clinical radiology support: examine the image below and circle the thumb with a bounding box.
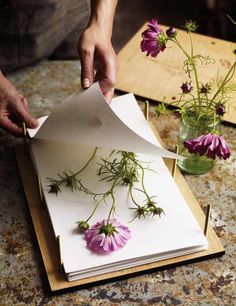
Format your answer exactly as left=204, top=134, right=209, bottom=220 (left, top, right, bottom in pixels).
left=14, top=103, right=38, bottom=128
left=80, top=48, right=94, bottom=89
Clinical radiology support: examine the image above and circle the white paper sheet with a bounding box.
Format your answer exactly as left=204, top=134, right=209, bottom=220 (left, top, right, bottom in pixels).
left=30, top=141, right=207, bottom=280
left=29, top=89, right=207, bottom=281
left=28, top=83, right=179, bottom=159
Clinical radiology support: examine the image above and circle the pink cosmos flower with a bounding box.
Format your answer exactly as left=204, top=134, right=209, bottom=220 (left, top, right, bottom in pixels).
left=184, top=133, right=230, bottom=160
left=141, top=19, right=167, bottom=57
left=84, top=219, right=131, bottom=254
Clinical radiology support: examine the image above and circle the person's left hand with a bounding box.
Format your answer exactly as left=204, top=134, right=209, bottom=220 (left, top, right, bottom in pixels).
left=78, top=24, right=119, bottom=103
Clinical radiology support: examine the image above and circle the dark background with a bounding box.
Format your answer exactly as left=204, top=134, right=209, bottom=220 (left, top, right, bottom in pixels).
left=0, top=0, right=235, bottom=72
left=113, top=0, right=236, bottom=51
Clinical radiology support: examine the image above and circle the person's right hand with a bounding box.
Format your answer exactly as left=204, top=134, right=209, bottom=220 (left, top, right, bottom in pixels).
left=78, top=24, right=119, bottom=103
left=0, top=71, right=38, bottom=136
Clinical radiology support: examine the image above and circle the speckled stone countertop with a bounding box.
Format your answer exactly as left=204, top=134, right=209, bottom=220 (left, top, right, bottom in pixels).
left=1, top=60, right=235, bottom=305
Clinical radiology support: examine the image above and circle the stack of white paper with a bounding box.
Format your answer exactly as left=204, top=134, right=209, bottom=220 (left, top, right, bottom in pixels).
left=28, top=83, right=207, bottom=281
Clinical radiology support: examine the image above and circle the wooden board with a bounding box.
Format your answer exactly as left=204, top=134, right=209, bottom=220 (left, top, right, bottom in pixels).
left=15, top=128, right=225, bottom=292
left=116, top=24, right=236, bottom=125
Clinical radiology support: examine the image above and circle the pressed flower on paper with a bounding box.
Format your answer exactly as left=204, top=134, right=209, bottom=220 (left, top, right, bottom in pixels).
left=84, top=219, right=131, bottom=254
left=48, top=149, right=164, bottom=255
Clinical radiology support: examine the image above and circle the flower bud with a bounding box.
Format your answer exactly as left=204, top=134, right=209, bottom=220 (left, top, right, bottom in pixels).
left=78, top=221, right=90, bottom=231
left=122, top=177, right=131, bottom=186
left=200, top=83, right=211, bottom=94
left=166, top=27, right=177, bottom=38
left=174, top=110, right=181, bottom=119
left=135, top=206, right=147, bottom=219
left=183, top=20, right=198, bottom=32
left=48, top=183, right=60, bottom=195
left=181, top=81, right=193, bottom=94
left=216, top=103, right=225, bottom=116
left=149, top=206, right=164, bottom=217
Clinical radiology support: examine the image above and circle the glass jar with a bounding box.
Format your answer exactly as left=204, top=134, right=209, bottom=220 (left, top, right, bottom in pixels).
left=177, top=112, right=221, bottom=174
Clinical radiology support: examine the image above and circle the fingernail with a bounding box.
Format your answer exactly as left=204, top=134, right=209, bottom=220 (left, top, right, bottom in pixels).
left=82, top=78, right=90, bottom=88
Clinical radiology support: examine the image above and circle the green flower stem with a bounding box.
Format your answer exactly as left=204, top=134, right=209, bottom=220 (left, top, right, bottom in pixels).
left=50, top=149, right=163, bottom=224
left=130, top=156, right=149, bottom=200
left=140, top=165, right=149, bottom=200
left=209, top=61, right=236, bottom=107
left=85, top=176, right=121, bottom=225
left=189, top=32, right=194, bottom=58
left=173, top=37, right=201, bottom=111
left=129, top=183, right=140, bottom=207
left=213, top=112, right=217, bottom=133
left=189, top=33, right=201, bottom=109
left=74, top=147, right=98, bottom=176
left=107, top=192, right=116, bottom=223
left=106, top=175, right=122, bottom=223
left=172, top=37, right=190, bottom=59
left=47, top=147, right=98, bottom=193
left=86, top=198, right=103, bottom=223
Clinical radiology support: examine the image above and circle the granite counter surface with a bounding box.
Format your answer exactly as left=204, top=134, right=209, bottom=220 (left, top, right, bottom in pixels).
left=0, top=60, right=235, bottom=306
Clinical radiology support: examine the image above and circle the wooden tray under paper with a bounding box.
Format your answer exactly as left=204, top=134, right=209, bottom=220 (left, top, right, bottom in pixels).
left=116, top=24, right=236, bottom=125
left=15, top=126, right=225, bottom=292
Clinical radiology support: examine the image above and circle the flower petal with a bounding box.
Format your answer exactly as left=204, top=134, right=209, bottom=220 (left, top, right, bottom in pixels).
left=85, top=219, right=131, bottom=254
left=184, top=133, right=230, bottom=160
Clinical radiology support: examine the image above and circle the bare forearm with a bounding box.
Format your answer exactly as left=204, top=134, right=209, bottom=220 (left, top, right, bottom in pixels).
left=78, top=0, right=118, bottom=102
left=89, top=0, right=118, bottom=38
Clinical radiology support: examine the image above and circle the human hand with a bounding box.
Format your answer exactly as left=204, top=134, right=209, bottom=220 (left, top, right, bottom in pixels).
left=0, top=72, right=38, bottom=136
left=78, top=24, right=119, bottom=103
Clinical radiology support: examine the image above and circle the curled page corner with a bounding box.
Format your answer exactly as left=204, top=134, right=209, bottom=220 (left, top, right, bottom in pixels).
left=28, top=115, right=48, bottom=138
left=27, top=82, right=181, bottom=160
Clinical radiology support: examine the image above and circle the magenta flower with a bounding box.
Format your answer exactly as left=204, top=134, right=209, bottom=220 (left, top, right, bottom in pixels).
left=184, top=133, right=230, bottom=160
left=84, top=219, right=131, bottom=254
left=181, top=81, right=193, bottom=94
left=141, top=19, right=167, bottom=57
